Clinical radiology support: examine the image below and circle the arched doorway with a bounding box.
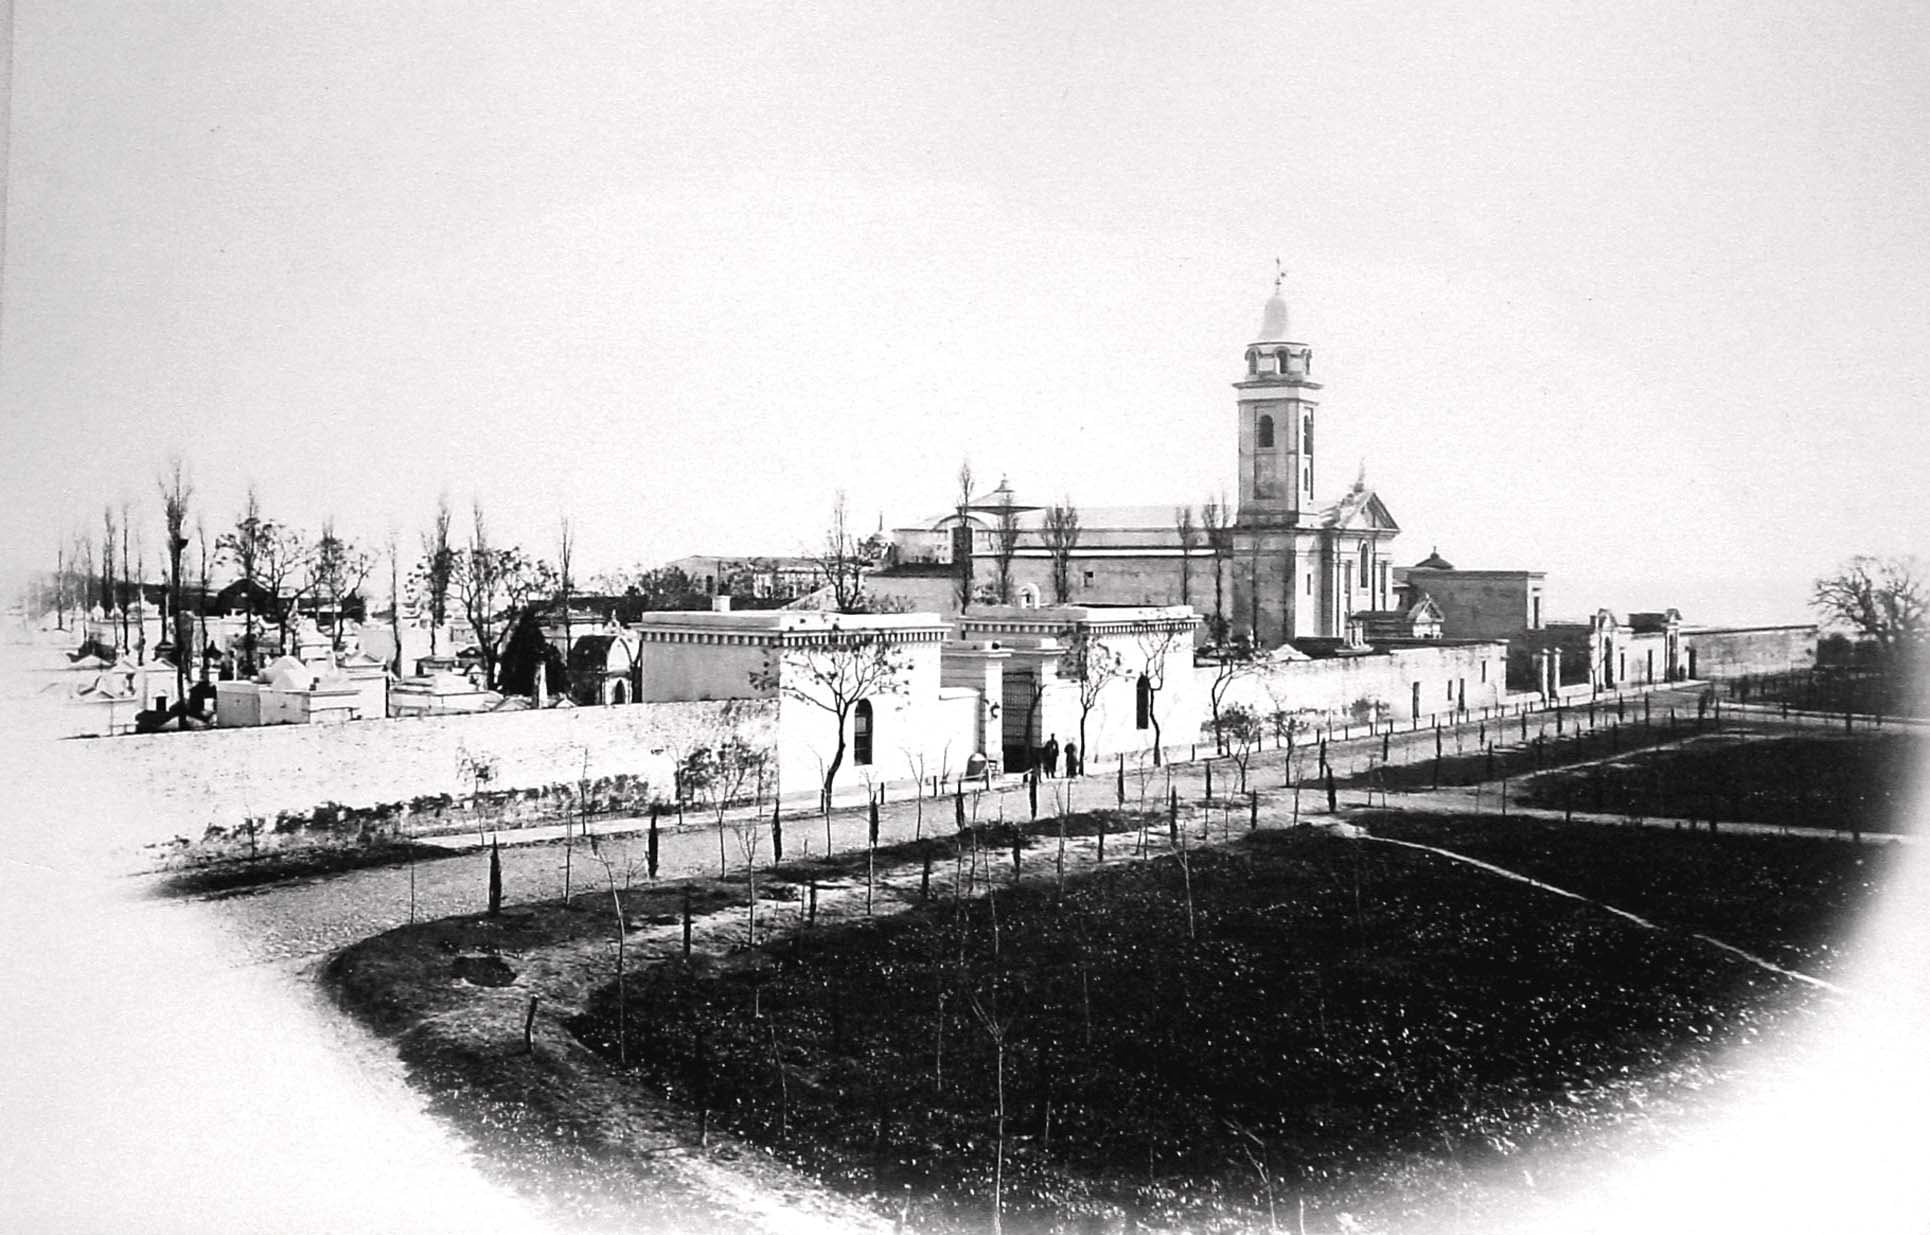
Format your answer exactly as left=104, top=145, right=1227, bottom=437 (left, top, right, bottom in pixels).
left=1135, top=674, right=1152, bottom=730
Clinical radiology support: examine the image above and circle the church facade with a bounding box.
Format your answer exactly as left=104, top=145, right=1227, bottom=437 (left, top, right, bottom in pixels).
left=1227, top=281, right=1399, bottom=646
left=880, top=278, right=1407, bottom=649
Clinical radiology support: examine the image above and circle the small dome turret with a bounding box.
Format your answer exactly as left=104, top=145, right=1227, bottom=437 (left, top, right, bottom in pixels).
left=1257, top=291, right=1289, bottom=342
left=1256, top=259, right=1293, bottom=341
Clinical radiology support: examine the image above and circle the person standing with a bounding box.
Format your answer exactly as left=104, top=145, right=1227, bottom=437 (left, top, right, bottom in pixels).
left=1042, top=733, right=1061, bottom=779
left=1063, top=740, right=1080, bottom=778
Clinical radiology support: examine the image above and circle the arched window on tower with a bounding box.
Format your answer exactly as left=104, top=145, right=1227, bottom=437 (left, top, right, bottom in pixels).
left=1277, top=348, right=1290, bottom=374
left=853, top=698, right=874, bottom=766
left=1135, top=674, right=1152, bottom=730
left=1246, top=349, right=1258, bottom=376
left=1256, top=414, right=1275, bottom=449
left=1302, top=414, right=1314, bottom=455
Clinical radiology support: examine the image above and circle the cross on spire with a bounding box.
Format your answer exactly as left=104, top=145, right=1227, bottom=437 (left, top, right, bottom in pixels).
left=1273, top=257, right=1285, bottom=293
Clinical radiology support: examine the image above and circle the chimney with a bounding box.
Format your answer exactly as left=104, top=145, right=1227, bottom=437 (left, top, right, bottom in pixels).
left=711, top=596, right=732, bottom=613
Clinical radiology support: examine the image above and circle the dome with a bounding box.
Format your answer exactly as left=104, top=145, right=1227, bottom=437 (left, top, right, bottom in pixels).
left=1256, top=291, right=1290, bottom=342
left=1414, top=547, right=1455, bottom=571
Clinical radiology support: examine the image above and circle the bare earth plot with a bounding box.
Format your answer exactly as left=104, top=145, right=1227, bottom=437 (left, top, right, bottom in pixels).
left=324, top=798, right=1872, bottom=1235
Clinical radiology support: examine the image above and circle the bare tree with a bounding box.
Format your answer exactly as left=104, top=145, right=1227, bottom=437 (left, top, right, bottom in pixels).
left=953, top=459, right=976, bottom=611
left=1217, top=702, right=1268, bottom=792
left=99, top=505, right=116, bottom=647
left=968, top=987, right=1015, bottom=1235
left=1042, top=499, right=1081, bottom=604
left=309, top=519, right=375, bottom=653
left=1813, top=556, right=1925, bottom=660
left=215, top=486, right=273, bottom=670
left=697, top=734, right=770, bottom=877
left=71, top=533, right=94, bottom=615
left=734, top=803, right=766, bottom=947
left=991, top=485, right=1022, bottom=605
left=588, top=841, right=648, bottom=1065
left=750, top=620, right=909, bottom=815
left=195, top=518, right=212, bottom=684
left=813, top=491, right=868, bottom=613
left=53, top=540, right=67, bottom=630
left=120, top=500, right=132, bottom=652
left=127, top=521, right=149, bottom=664
left=386, top=528, right=406, bottom=677
left=218, top=503, right=313, bottom=661
left=1136, top=623, right=1186, bottom=766
left=414, top=494, right=457, bottom=657
left=1175, top=505, right=1199, bottom=608
left=556, top=514, right=575, bottom=606
left=1204, top=635, right=1260, bottom=753
left=1200, top=496, right=1234, bottom=642
left=158, top=458, right=193, bottom=704
left=1060, top=627, right=1122, bottom=772
left=452, top=501, right=553, bottom=689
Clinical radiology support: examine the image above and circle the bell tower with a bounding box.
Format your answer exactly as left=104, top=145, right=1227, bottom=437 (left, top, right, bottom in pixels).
left=1234, top=268, right=1319, bottom=525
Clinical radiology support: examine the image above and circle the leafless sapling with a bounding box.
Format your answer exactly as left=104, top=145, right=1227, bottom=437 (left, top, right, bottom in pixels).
left=159, top=458, right=193, bottom=706
left=750, top=620, right=908, bottom=817
left=1042, top=499, right=1081, bottom=604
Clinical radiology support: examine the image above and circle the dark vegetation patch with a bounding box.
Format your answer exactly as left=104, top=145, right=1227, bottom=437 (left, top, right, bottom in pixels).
left=150, top=837, right=460, bottom=897
left=1359, top=811, right=1902, bottom=977
left=568, top=829, right=1805, bottom=1234
left=1516, top=731, right=1922, bottom=833
left=452, top=953, right=518, bottom=986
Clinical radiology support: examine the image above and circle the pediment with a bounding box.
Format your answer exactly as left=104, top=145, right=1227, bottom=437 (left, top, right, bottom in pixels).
left=1322, top=488, right=1401, bottom=533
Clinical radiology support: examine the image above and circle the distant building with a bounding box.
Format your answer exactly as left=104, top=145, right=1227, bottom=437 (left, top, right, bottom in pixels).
left=665, top=555, right=825, bottom=601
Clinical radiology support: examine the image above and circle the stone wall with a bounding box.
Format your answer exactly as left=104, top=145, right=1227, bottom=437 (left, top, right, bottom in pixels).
left=69, top=698, right=777, bottom=841
left=1404, top=571, right=1539, bottom=640
left=1684, top=625, right=1817, bottom=679
left=1210, top=641, right=1510, bottom=735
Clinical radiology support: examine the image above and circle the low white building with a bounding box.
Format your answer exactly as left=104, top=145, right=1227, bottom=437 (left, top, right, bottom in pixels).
left=630, top=608, right=957, bottom=801
left=954, top=605, right=1206, bottom=773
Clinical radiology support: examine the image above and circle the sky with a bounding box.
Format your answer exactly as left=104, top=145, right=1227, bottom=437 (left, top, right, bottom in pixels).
left=3, top=0, right=1927, bottom=626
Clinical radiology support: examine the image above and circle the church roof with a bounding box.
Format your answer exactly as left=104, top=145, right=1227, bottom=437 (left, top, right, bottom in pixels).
left=1413, top=547, right=1455, bottom=570
left=909, top=504, right=1199, bottom=534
